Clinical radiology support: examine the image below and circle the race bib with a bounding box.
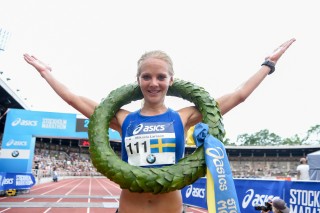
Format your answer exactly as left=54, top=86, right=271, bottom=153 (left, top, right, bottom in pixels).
left=125, top=122, right=176, bottom=166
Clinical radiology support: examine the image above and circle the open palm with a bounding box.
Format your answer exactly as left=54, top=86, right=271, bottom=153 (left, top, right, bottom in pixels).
left=266, top=38, right=296, bottom=64
left=23, top=54, right=52, bottom=73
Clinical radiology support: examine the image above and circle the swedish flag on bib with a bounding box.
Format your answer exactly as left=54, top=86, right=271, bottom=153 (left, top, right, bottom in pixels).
left=150, top=138, right=176, bottom=153
left=187, top=123, right=241, bottom=213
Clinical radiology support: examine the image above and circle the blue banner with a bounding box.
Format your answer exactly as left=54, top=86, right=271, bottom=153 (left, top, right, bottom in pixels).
left=181, top=177, right=207, bottom=208
left=235, top=179, right=287, bottom=211
left=0, top=134, right=35, bottom=173
left=284, top=181, right=320, bottom=213
left=192, top=123, right=240, bottom=212
left=0, top=172, right=36, bottom=191
left=3, top=108, right=121, bottom=139
left=182, top=178, right=320, bottom=213
left=4, top=109, right=87, bottom=138
left=0, top=108, right=122, bottom=174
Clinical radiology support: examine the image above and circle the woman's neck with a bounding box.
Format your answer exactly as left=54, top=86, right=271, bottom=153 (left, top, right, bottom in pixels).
left=140, top=104, right=167, bottom=116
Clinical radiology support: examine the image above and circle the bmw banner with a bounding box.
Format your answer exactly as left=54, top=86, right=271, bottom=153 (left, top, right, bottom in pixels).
left=0, top=134, right=35, bottom=173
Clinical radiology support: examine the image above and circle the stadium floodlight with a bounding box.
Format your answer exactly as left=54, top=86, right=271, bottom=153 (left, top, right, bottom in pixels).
left=0, top=28, right=10, bottom=51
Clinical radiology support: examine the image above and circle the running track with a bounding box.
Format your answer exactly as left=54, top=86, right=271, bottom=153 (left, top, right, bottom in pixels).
left=0, top=177, right=208, bottom=213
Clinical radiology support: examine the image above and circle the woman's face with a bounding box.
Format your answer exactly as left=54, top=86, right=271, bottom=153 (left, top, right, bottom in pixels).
left=138, top=57, right=173, bottom=106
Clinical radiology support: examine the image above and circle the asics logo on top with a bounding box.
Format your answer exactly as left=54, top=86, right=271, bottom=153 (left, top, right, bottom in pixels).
left=11, top=118, right=38, bottom=127
left=132, top=124, right=165, bottom=135
left=6, top=139, right=27, bottom=147
left=133, top=124, right=144, bottom=135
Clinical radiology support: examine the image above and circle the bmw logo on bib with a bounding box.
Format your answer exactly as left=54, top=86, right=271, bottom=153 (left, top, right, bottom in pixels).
left=146, top=154, right=156, bottom=164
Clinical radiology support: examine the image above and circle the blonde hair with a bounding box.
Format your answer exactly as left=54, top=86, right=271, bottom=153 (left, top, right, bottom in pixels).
left=137, top=50, right=174, bottom=78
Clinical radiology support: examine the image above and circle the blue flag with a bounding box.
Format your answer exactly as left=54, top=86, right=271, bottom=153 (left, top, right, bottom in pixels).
left=192, top=123, right=241, bottom=213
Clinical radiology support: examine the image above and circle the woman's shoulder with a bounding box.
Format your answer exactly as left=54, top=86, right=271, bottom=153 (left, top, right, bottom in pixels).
left=177, top=106, right=202, bottom=129
left=177, top=106, right=199, bottom=116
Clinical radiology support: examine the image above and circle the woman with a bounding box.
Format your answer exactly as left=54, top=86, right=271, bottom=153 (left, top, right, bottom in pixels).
left=23, top=38, right=295, bottom=213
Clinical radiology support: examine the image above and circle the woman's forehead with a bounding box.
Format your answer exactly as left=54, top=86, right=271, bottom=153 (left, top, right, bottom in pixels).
left=140, top=58, right=169, bottom=71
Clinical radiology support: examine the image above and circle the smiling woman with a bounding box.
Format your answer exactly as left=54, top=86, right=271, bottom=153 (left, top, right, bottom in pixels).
left=22, top=38, right=295, bottom=213
left=88, top=78, right=225, bottom=193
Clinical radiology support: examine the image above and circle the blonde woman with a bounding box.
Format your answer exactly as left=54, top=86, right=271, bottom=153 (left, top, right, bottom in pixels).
left=24, top=38, right=295, bottom=213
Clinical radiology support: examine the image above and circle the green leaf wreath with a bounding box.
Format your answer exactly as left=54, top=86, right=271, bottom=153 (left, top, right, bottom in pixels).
left=88, top=78, right=225, bottom=194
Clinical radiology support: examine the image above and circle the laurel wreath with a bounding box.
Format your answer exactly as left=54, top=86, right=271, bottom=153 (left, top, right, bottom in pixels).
left=88, top=79, right=225, bottom=194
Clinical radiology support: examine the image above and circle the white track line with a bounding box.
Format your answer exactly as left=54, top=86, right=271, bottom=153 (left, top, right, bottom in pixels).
left=96, top=178, right=120, bottom=204
left=43, top=179, right=86, bottom=213
left=87, top=177, right=92, bottom=213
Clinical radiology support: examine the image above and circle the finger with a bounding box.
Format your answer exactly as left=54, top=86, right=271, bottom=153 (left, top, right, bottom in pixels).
left=280, top=38, right=296, bottom=50
left=23, top=54, right=33, bottom=63
left=274, top=38, right=296, bottom=54
left=23, top=53, right=30, bottom=58
left=31, top=55, right=38, bottom=60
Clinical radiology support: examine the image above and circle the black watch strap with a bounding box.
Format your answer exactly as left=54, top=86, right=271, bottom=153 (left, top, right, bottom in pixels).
left=261, top=60, right=276, bottom=75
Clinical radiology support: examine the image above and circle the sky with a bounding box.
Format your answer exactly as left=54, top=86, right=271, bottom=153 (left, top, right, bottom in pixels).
left=0, top=0, right=319, bottom=142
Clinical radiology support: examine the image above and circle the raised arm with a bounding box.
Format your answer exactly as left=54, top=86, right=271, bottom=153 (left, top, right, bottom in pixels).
left=23, top=54, right=98, bottom=118
left=23, top=54, right=135, bottom=134
left=217, top=38, right=296, bottom=115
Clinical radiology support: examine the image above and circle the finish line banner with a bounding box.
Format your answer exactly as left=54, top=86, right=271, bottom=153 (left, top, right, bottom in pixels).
left=182, top=178, right=320, bottom=213
left=0, top=172, right=35, bottom=191
left=0, top=108, right=121, bottom=173
left=3, top=108, right=121, bottom=139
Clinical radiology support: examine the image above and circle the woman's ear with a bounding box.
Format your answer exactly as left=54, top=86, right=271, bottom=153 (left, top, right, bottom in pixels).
left=169, top=77, right=174, bottom=86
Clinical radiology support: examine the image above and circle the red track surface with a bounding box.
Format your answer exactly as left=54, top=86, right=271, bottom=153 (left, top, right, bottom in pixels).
left=0, top=177, right=208, bottom=213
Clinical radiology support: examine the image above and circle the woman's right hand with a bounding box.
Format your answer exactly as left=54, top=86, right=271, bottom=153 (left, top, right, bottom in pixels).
left=23, top=54, right=52, bottom=74
left=23, top=53, right=99, bottom=119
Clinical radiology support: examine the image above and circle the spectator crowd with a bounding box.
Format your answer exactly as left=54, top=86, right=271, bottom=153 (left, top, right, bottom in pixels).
left=32, top=148, right=102, bottom=179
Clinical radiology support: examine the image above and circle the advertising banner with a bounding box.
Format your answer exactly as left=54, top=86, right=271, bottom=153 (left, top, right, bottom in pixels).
left=0, top=172, right=36, bottom=191
left=0, top=134, right=35, bottom=173
left=181, top=177, right=207, bottom=208
left=0, top=109, right=122, bottom=174
left=235, top=179, right=287, bottom=212
left=4, top=109, right=87, bottom=138
left=284, top=181, right=320, bottom=213
left=182, top=178, right=320, bottom=213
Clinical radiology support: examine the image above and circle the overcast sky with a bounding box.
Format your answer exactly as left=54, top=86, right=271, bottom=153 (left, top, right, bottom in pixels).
left=1, top=0, right=319, bottom=142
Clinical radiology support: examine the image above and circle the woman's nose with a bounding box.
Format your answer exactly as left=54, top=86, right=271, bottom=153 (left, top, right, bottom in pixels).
left=150, top=77, right=159, bottom=86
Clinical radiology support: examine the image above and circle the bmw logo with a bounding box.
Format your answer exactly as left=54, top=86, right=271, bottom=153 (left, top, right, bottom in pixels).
left=146, top=154, right=156, bottom=164
left=11, top=150, right=19, bottom=158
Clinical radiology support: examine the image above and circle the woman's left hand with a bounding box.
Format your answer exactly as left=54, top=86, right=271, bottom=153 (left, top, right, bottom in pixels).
left=265, top=38, right=296, bottom=64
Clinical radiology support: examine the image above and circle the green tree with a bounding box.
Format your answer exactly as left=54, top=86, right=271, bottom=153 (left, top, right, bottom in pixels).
left=236, top=129, right=281, bottom=146
left=303, top=124, right=320, bottom=144
left=282, top=134, right=303, bottom=145
left=223, top=137, right=237, bottom=146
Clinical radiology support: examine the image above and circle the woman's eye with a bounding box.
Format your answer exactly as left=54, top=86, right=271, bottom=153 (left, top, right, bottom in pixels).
left=141, top=76, right=151, bottom=80
left=158, top=75, right=166, bottom=81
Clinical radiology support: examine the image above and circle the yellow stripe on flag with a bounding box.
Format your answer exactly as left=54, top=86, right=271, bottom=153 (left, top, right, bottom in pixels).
left=206, top=167, right=216, bottom=213
left=186, top=126, right=196, bottom=146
